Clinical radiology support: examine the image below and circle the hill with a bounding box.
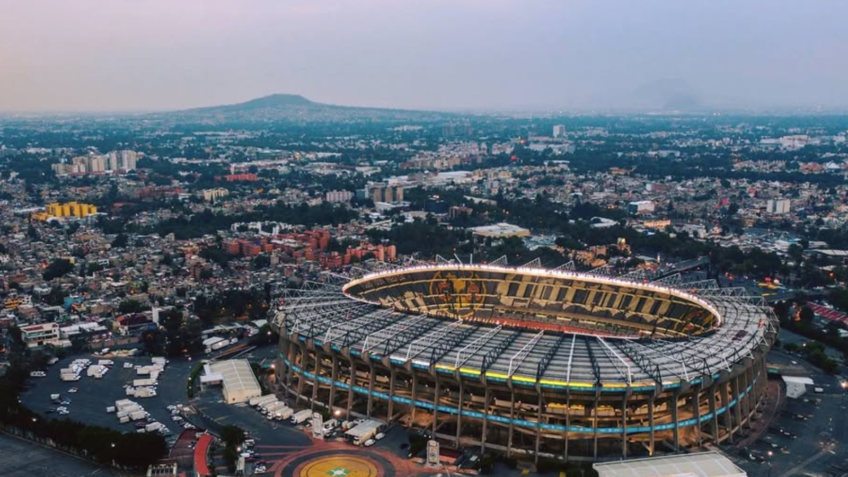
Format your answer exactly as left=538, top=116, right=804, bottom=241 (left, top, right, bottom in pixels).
left=148, top=94, right=454, bottom=125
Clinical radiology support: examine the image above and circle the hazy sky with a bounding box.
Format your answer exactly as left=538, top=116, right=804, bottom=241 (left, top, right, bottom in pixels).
left=1, top=0, right=847, bottom=112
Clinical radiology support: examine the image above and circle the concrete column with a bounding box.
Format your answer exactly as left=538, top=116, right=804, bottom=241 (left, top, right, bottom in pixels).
left=284, top=340, right=295, bottom=399
left=708, top=384, right=718, bottom=441
left=388, top=367, right=396, bottom=421
left=367, top=363, right=376, bottom=417
left=621, top=393, right=628, bottom=458
left=347, top=360, right=355, bottom=415
left=411, top=373, right=418, bottom=424
left=671, top=389, right=680, bottom=451
left=310, top=350, right=321, bottom=410
left=296, top=345, right=307, bottom=403
left=534, top=391, right=543, bottom=464
left=731, top=376, right=741, bottom=437
left=740, top=369, right=751, bottom=425
left=455, top=380, right=464, bottom=445
left=481, top=387, right=491, bottom=452
left=507, top=389, right=515, bottom=457
left=692, top=384, right=702, bottom=447
left=328, top=355, right=339, bottom=411
left=720, top=382, right=732, bottom=443
left=564, top=389, right=571, bottom=460
left=592, top=393, right=599, bottom=460
left=648, top=396, right=655, bottom=456
left=432, top=377, right=441, bottom=435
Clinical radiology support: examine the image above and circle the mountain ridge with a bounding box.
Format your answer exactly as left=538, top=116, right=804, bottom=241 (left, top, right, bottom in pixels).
left=154, top=93, right=456, bottom=124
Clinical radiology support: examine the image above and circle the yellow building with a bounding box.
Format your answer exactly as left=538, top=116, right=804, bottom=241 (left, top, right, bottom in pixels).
left=32, top=201, right=98, bottom=221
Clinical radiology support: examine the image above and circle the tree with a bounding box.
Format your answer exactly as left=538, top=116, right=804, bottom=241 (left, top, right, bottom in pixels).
left=111, top=233, right=129, bottom=248
left=787, top=243, right=804, bottom=264
left=118, top=299, right=146, bottom=314
left=43, top=258, right=74, bottom=281
left=799, top=306, right=815, bottom=323
left=160, top=308, right=203, bottom=357
left=43, top=286, right=66, bottom=307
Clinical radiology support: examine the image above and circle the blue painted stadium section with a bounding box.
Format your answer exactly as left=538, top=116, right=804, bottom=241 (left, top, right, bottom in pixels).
left=283, top=357, right=755, bottom=435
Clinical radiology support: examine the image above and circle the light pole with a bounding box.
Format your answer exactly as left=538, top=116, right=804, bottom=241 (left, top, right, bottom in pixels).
left=767, top=450, right=773, bottom=477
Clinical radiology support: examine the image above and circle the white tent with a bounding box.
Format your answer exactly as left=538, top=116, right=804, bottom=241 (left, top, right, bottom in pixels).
left=207, top=360, right=262, bottom=404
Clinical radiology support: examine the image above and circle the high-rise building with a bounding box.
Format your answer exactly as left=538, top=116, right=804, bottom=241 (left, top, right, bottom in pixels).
left=766, top=198, right=790, bottom=214
left=120, top=150, right=138, bottom=170
left=368, top=183, right=404, bottom=203
left=108, top=151, right=119, bottom=171
left=325, top=190, right=353, bottom=203
left=553, top=124, right=567, bottom=138
left=87, top=155, right=106, bottom=173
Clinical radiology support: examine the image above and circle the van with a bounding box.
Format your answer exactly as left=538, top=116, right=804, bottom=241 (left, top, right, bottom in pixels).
left=813, top=387, right=824, bottom=393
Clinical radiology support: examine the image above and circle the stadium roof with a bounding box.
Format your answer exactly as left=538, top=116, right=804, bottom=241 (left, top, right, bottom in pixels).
left=276, top=263, right=775, bottom=390
left=593, top=452, right=746, bottom=477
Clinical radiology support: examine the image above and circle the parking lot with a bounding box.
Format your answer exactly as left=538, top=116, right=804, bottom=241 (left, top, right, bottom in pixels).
left=728, top=342, right=848, bottom=477
left=20, top=353, right=195, bottom=438
left=0, top=431, right=126, bottom=477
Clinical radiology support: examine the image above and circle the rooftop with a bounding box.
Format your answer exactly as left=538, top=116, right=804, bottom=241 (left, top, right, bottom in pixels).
left=593, top=452, right=746, bottom=477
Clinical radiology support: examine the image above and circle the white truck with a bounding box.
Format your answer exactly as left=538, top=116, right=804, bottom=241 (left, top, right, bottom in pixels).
left=115, top=399, right=136, bottom=411
left=145, top=422, right=165, bottom=433
left=250, top=395, right=277, bottom=407
left=106, top=406, right=116, bottom=413
left=61, top=373, right=81, bottom=382
left=291, top=409, right=313, bottom=425
left=273, top=407, right=294, bottom=421
left=345, top=420, right=385, bottom=446
left=264, top=402, right=287, bottom=419
left=134, top=387, right=157, bottom=398
left=262, top=401, right=285, bottom=416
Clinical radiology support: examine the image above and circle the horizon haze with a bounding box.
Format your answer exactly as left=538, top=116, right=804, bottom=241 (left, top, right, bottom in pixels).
left=2, top=0, right=847, bottom=113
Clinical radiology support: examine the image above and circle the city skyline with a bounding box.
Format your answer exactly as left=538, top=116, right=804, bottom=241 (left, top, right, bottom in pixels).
left=2, top=0, right=848, bottom=113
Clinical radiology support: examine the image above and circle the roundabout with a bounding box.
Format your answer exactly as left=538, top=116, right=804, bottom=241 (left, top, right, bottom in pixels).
left=276, top=449, right=393, bottom=477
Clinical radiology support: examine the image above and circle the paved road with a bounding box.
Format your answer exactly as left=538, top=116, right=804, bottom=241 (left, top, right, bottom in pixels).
left=0, top=431, right=125, bottom=477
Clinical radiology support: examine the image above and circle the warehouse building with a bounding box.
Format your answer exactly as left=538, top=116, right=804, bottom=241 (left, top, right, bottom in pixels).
left=203, top=359, right=262, bottom=404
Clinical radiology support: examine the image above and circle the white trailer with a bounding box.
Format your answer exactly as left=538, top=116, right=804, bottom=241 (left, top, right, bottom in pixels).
left=61, top=374, right=80, bottom=382
left=345, top=420, right=385, bottom=446
left=264, top=402, right=287, bottom=418
left=133, top=378, right=156, bottom=387
left=203, top=337, right=226, bottom=353
left=211, top=339, right=229, bottom=351
left=129, top=410, right=148, bottom=421
left=251, top=395, right=277, bottom=408
left=135, top=387, right=157, bottom=398
left=119, top=415, right=130, bottom=424
left=291, top=409, right=312, bottom=425
left=115, top=399, right=136, bottom=411
left=273, top=407, right=294, bottom=421
left=262, top=401, right=286, bottom=415
left=145, top=422, right=165, bottom=432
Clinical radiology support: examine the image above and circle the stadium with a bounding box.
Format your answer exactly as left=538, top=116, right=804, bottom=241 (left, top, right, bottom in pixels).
left=273, top=261, right=777, bottom=462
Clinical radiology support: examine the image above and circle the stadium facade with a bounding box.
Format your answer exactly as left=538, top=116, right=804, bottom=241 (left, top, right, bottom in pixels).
left=273, top=263, right=776, bottom=461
